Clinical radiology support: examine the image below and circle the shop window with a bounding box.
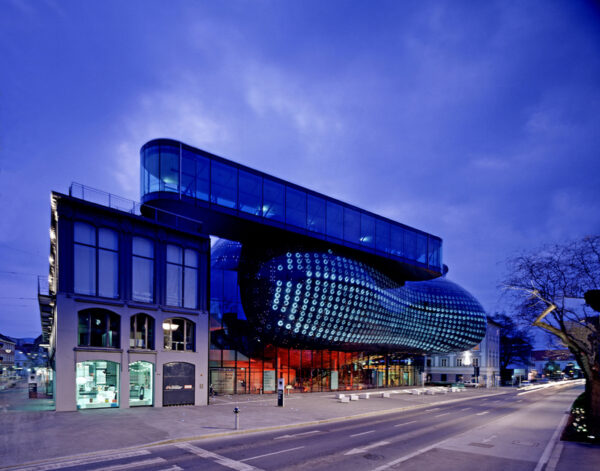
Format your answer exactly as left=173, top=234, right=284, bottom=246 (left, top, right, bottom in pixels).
left=78, top=309, right=120, bottom=348
left=130, top=313, right=155, bottom=350
left=166, top=245, right=198, bottom=308
left=163, top=318, right=195, bottom=351
left=129, top=361, right=153, bottom=407
left=76, top=360, right=119, bottom=409
left=74, top=222, right=119, bottom=298
left=132, top=237, right=154, bottom=302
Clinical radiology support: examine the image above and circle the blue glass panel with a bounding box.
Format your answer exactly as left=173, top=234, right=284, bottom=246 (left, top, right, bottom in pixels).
left=159, top=145, right=179, bottom=193
left=181, top=151, right=196, bottom=198
left=390, top=225, right=405, bottom=258
left=343, top=208, right=360, bottom=245
left=211, top=269, right=223, bottom=299
left=416, top=233, right=428, bottom=264
left=211, top=161, right=237, bottom=209
left=404, top=230, right=418, bottom=261
left=307, top=195, right=326, bottom=233
left=195, top=153, right=210, bottom=201
left=285, top=186, right=306, bottom=229
left=146, top=146, right=160, bottom=194
left=263, top=179, right=284, bottom=222
left=375, top=219, right=390, bottom=253
left=428, top=238, right=442, bottom=269
left=360, top=214, right=375, bottom=248
left=326, top=201, right=343, bottom=239
left=239, top=170, right=262, bottom=216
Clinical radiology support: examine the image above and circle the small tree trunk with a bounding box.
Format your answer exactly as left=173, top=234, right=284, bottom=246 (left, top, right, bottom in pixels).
left=588, top=370, right=600, bottom=432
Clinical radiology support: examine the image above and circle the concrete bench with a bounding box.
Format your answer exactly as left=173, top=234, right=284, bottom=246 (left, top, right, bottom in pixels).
left=409, top=389, right=423, bottom=395
left=339, top=396, right=350, bottom=403
left=359, top=393, right=370, bottom=399
left=336, top=393, right=346, bottom=399
left=349, top=394, right=359, bottom=401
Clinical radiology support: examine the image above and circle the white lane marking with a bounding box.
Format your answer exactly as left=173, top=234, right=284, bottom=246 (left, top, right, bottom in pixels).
left=424, top=407, right=441, bottom=412
left=176, top=443, right=262, bottom=471
left=482, top=434, right=497, bottom=443
left=345, top=441, right=391, bottom=456
left=350, top=430, right=375, bottom=437
left=157, top=467, right=183, bottom=471
left=460, top=407, right=472, bottom=411
left=369, top=441, right=442, bottom=470
left=87, top=459, right=167, bottom=471
left=434, top=413, right=450, bottom=418
left=274, top=430, right=320, bottom=440
left=394, top=420, right=417, bottom=427
left=476, top=411, right=489, bottom=416
left=13, top=450, right=152, bottom=471
left=534, top=413, right=570, bottom=471
left=240, top=446, right=305, bottom=462
left=517, top=400, right=523, bottom=403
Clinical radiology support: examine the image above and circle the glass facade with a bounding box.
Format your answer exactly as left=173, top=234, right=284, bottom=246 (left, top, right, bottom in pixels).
left=76, top=360, right=119, bottom=409
left=166, top=245, right=198, bottom=308
left=140, top=140, right=443, bottom=272
left=78, top=309, right=120, bottom=348
left=132, top=236, right=154, bottom=302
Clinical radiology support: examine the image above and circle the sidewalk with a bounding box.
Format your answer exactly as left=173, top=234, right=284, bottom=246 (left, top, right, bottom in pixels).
left=0, top=381, right=596, bottom=469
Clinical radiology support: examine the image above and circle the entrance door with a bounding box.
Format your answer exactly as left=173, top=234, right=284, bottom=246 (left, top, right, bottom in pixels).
left=163, top=362, right=195, bottom=406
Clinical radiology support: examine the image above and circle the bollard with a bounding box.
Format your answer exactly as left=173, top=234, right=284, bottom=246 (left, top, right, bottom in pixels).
left=233, top=407, right=240, bottom=430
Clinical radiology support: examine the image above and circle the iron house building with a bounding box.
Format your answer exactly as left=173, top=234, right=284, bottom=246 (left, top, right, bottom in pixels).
left=40, top=139, right=488, bottom=410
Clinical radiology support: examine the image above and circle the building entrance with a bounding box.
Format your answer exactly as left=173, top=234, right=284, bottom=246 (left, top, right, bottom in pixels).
left=163, top=362, right=195, bottom=406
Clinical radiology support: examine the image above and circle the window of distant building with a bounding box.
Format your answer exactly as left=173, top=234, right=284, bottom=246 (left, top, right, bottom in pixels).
left=74, top=222, right=118, bottom=298
left=166, top=245, right=198, bottom=308
left=163, top=318, right=195, bottom=351
left=441, top=358, right=448, bottom=367
left=78, top=309, right=120, bottom=348
left=441, top=374, right=447, bottom=382
left=132, top=237, right=154, bottom=302
left=426, top=359, right=432, bottom=367
left=130, top=313, right=155, bottom=350
left=456, top=358, right=463, bottom=367
left=473, top=357, right=479, bottom=367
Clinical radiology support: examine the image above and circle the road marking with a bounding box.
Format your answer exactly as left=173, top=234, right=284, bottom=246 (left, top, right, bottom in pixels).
left=424, top=407, right=441, bottom=412
left=482, top=434, right=497, bottom=443
left=369, top=441, right=442, bottom=470
left=240, top=446, right=305, bottom=462
left=87, top=458, right=167, bottom=471
left=345, top=441, right=391, bottom=456
left=434, top=412, right=450, bottom=418
left=517, top=400, right=523, bottom=403
left=394, top=420, right=416, bottom=427
left=13, top=450, right=152, bottom=471
left=176, top=443, right=262, bottom=471
left=350, top=430, right=375, bottom=437
left=534, top=413, right=570, bottom=471
left=274, top=430, right=320, bottom=440
left=476, top=411, right=489, bottom=416
left=460, top=407, right=472, bottom=411
left=157, top=467, right=183, bottom=471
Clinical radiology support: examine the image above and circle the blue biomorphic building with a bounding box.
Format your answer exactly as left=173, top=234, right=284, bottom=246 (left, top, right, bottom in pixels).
left=140, top=139, right=487, bottom=395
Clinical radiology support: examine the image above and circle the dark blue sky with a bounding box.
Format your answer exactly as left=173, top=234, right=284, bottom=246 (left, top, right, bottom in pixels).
left=1, top=1, right=599, bottom=339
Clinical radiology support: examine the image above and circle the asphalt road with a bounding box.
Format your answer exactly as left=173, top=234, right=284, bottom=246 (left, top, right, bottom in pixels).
left=8, top=385, right=582, bottom=471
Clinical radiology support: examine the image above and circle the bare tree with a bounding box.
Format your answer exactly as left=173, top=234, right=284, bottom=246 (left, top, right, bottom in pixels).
left=503, top=236, right=600, bottom=425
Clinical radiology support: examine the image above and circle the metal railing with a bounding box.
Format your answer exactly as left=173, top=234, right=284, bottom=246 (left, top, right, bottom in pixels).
left=68, top=182, right=204, bottom=233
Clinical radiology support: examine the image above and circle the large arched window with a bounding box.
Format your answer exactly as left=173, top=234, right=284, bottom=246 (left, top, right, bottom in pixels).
left=78, top=308, right=120, bottom=348
left=130, top=313, right=155, bottom=350
left=163, top=318, right=195, bottom=351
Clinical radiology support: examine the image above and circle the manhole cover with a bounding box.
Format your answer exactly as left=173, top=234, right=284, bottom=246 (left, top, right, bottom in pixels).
left=469, top=442, right=494, bottom=448
left=511, top=440, right=539, bottom=447
left=363, top=453, right=384, bottom=460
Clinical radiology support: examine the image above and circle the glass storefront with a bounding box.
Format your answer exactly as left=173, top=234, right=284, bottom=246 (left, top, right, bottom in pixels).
left=76, top=360, right=119, bottom=409
left=129, top=361, right=153, bottom=407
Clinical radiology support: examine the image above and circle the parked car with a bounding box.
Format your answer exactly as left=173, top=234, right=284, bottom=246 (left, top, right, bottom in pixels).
left=464, top=379, right=481, bottom=388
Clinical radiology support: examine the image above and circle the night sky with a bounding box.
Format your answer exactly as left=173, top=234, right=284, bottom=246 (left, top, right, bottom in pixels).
left=1, top=1, right=599, bottom=339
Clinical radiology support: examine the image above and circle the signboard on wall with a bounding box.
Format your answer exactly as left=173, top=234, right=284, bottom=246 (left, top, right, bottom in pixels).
left=331, top=371, right=338, bottom=390
left=263, top=370, right=276, bottom=392
left=210, top=368, right=235, bottom=394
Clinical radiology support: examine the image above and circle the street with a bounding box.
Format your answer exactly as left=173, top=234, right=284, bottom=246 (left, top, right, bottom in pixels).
left=4, top=385, right=585, bottom=471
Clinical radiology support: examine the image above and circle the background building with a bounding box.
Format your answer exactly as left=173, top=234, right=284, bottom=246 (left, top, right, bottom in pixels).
left=424, top=319, right=501, bottom=387
left=0, top=333, right=16, bottom=389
